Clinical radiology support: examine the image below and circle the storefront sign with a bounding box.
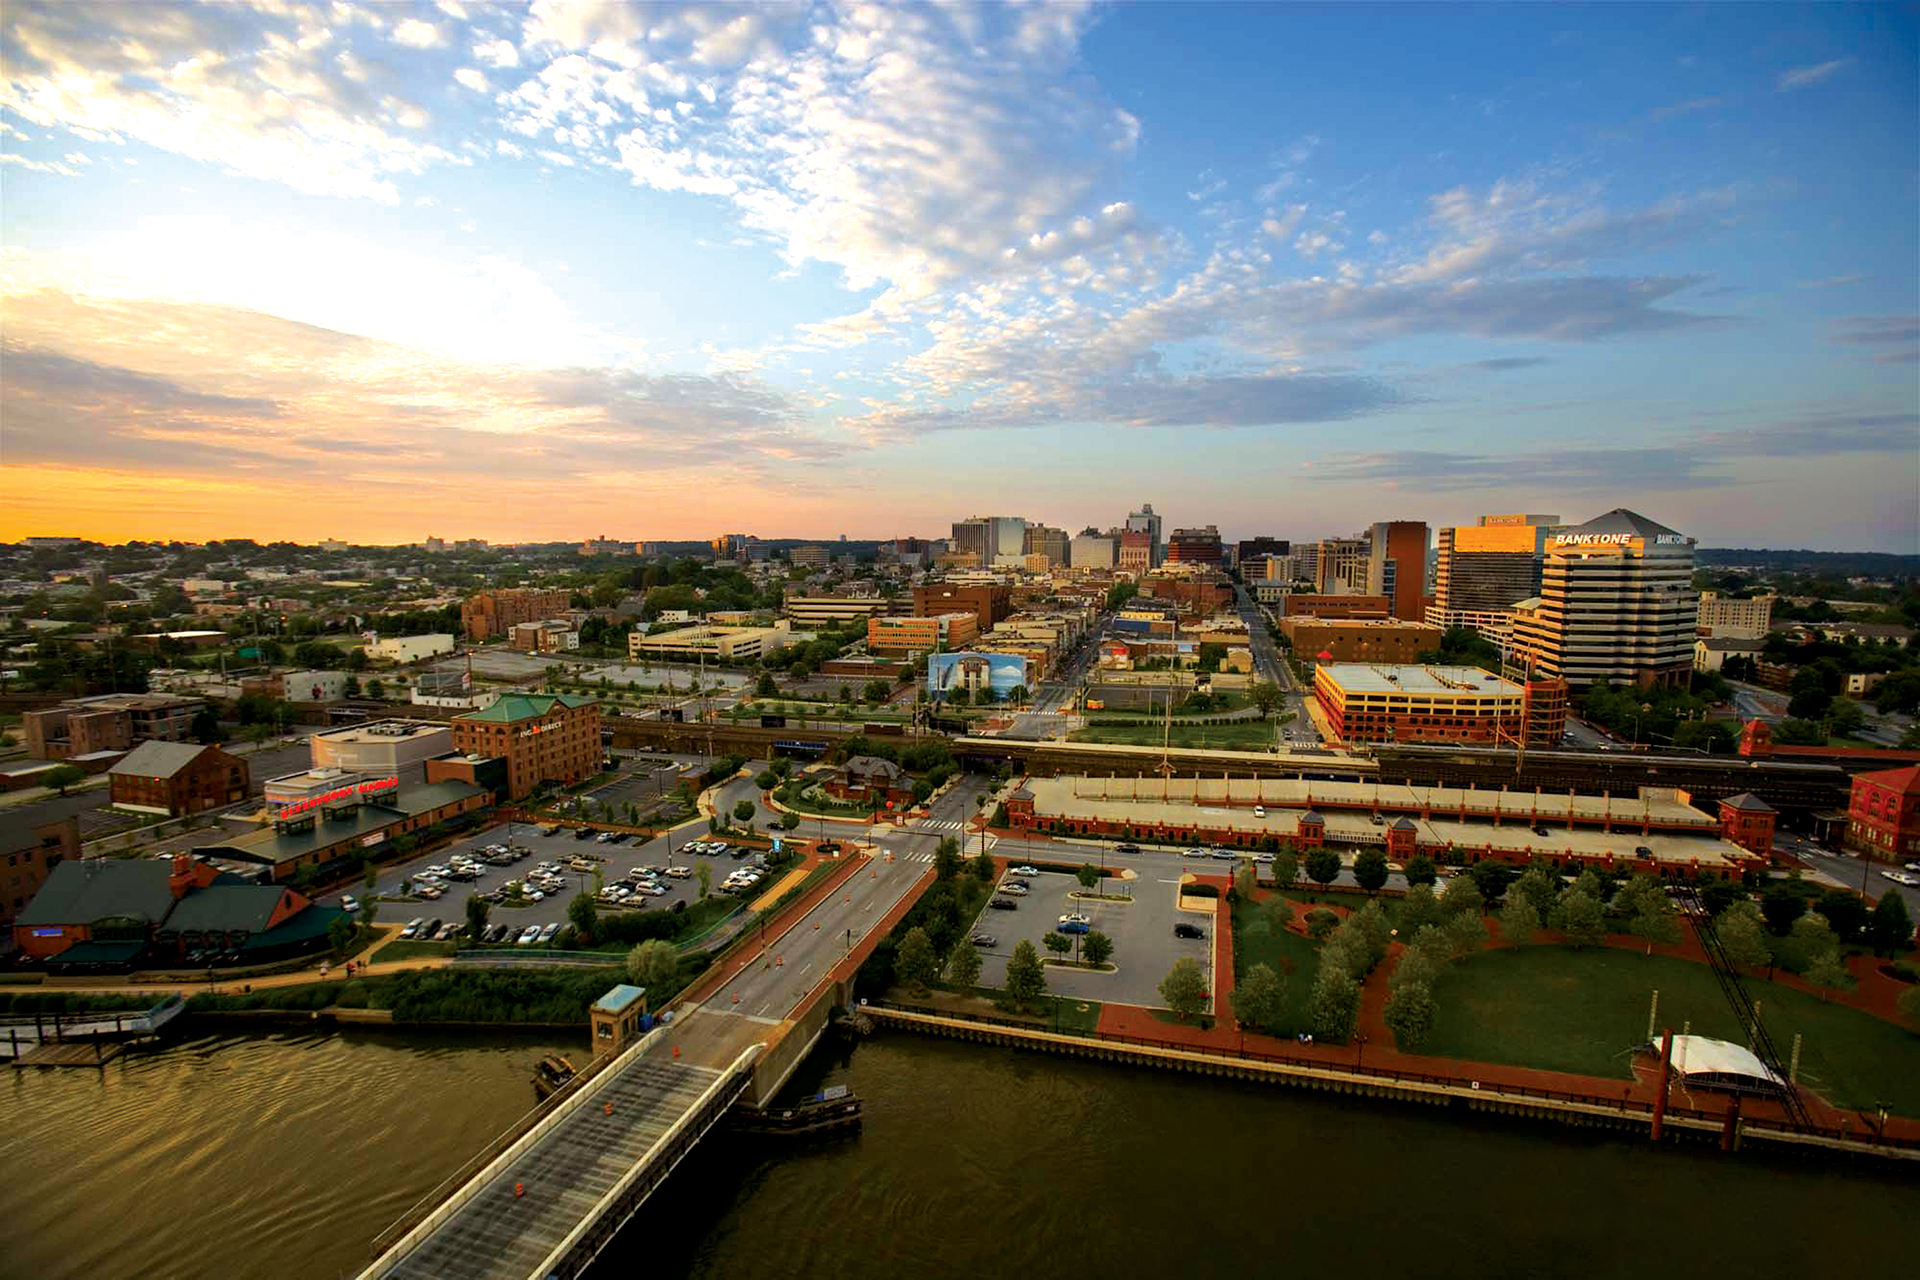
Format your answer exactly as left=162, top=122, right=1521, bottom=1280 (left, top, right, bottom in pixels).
left=275, top=776, right=399, bottom=821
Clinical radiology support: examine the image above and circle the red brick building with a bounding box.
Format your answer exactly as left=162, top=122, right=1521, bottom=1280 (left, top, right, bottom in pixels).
left=451, top=693, right=601, bottom=801
left=1274, top=594, right=1392, bottom=620
left=912, top=583, right=1012, bottom=629
left=3, top=815, right=78, bottom=927
left=1845, top=764, right=1920, bottom=864
left=108, top=741, right=250, bottom=817
left=1718, top=793, right=1777, bottom=859
left=461, top=587, right=572, bottom=641
left=826, top=756, right=913, bottom=807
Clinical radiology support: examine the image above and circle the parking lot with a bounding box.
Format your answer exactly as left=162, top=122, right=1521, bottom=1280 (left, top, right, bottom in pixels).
left=328, top=821, right=769, bottom=945
left=580, top=759, right=697, bottom=814
left=967, top=864, right=1216, bottom=1009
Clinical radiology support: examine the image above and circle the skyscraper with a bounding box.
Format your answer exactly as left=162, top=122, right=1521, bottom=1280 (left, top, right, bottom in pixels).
left=1166, top=526, right=1226, bottom=567
left=1125, top=503, right=1163, bottom=567
left=1070, top=528, right=1116, bottom=570
left=1508, top=509, right=1696, bottom=689
left=1023, top=524, right=1070, bottom=567
left=1366, top=521, right=1429, bottom=621
left=1315, top=536, right=1369, bottom=593
left=1429, top=514, right=1559, bottom=637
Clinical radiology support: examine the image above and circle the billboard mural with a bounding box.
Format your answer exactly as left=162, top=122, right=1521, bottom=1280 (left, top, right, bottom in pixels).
left=927, top=651, right=1028, bottom=700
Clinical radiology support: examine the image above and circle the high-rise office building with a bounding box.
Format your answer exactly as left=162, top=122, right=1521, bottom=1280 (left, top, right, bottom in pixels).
left=1118, top=530, right=1153, bottom=573
left=955, top=515, right=1028, bottom=567
left=1070, top=528, right=1116, bottom=571
left=1366, top=521, right=1429, bottom=621
left=1507, top=509, right=1697, bottom=689
left=1235, top=537, right=1290, bottom=566
left=1125, top=503, right=1164, bottom=567
left=1316, top=536, right=1370, bottom=594
left=1023, top=524, right=1070, bottom=567
left=1166, top=526, right=1226, bottom=567
left=950, top=518, right=990, bottom=564
left=1428, top=514, right=1559, bottom=637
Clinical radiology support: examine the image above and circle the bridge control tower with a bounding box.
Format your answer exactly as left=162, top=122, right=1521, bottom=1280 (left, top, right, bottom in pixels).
left=590, top=984, right=650, bottom=1057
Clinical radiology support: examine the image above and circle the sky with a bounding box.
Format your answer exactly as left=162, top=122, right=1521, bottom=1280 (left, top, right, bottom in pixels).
left=1, top=1, right=1916, bottom=551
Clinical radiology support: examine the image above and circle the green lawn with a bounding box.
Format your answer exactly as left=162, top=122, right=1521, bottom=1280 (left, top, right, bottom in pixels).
left=1230, top=895, right=1328, bottom=1035
left=1071, top=720, right=1277, bottom=750
left=773, top=780, right=871, bottom=819
left=962, top=988, right=1103, bottom=1034
left=1423, top=944, right=1920, bottom=1116
left=369, top=938, right=456, bottom=963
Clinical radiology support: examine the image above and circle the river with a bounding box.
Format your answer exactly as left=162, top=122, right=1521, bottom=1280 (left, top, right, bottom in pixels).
left=5, top=1025, right=1916, bottom=1280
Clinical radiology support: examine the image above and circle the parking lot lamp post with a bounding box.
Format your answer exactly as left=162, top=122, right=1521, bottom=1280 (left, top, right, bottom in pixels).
left=1356, top=1033, right=1368, bottom=1072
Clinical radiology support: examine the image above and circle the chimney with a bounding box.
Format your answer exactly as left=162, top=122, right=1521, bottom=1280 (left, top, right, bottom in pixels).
left=169, top=854, right=197, bottom=899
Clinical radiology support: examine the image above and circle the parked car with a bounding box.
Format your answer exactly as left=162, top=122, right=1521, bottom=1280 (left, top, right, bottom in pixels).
left=517, top=925, right=542, bottom=945
left=1184, top=847, right=1208, bottom=858
left=1251, top=852, right=1274, bottom=864
left=987, top=897, right=1018, bottom=910
left=539, top=825, right=560, bottom=836
left=1056, top=920, right=1090, bottom=935
left=340, top=895, right=360, bottom=913
left=1634, top=845, right=1653, bottom=856
left=1883, top=871, right=1919, bottom=887
left=1009, top=864, right=1040, bottom=876
left=998, top=884, right=1029, bottom=896
left=1252, top=805, right=1266, bottom=818
left=425, top=866, right=449, bottom=878
left=1534, top=826, right=1552, bottom=838
left=486, top=924, right=511, bottom=943
left=538, top=922, right=560, bottom=944
left=1173, top=922, right=1205, bottom=939
left=969, top=933, right=997, bottom=948
left=1210, top=848, right=1236, bottom=860
left=420, top=918, right=442, bottom=938
left=1059, top=912, right=1091, bottom=925
left=400, top=917, right=425, bottom=939
left=573, top=827, right=596, bottom=840
left=1115, top=843, right=1142, bottom=855
left=665, top=866, right=692, bottom=878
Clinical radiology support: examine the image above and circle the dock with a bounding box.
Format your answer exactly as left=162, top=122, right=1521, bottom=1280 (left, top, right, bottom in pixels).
left=11, top=1038, right=130, bottom=1068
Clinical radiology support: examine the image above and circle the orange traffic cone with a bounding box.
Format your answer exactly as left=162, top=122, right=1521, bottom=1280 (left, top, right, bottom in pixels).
left=776, top=955, right=784, bottom=967
left=514, top=1182, right=525, bottom=1198
left=604, top=1102, right=612, bottom=1116
left=813, top=921, right=820, bottom=931
left=672, top=1045, right=680, bottom=1059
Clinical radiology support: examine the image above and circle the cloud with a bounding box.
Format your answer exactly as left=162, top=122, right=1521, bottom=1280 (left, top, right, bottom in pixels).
left=454, top=67, right=490, bottom=93
left=1799, top=274, right=1863, bottom=290
left=0, top=151, right=79, bottom=176
left=473, top=36, right=520, bottom=68
left=1470, top=356, right=1550, bottom=372
left=0, top=286, right=848, bottom=491
left=390, top=18, right=446, bottom=49
left=0, top=3, right=456, bottom=201
left=1777, top=59, right=1850, bottom=91
left=1831, top=315, right=1919, bottom=346
left=1649, top=96, right=1725, bottom=122
left=1309, top=410, right=1917, bottom=491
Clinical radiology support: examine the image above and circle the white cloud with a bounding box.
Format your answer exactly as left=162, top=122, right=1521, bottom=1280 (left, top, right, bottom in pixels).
left=0, top=4, right=455, bottom=202
left=472, top=36, right=520, bottom=68
left=390, top=18, right=446, bottom=49
left=1777, top=59, right=1850, bottom=91
left=1, top=152, right=80, bottom=177
left=454, top=67, right=490, bottom=92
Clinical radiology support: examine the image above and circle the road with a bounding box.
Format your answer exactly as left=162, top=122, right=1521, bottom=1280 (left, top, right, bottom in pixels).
left=1775, top=828, right=1920, bottom=916
left=1233, top=582, right=1322, bottom=746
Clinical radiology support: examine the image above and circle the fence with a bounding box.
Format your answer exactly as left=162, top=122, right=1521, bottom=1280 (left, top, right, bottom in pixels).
left=862, top=1000, right=1919, bottom=1155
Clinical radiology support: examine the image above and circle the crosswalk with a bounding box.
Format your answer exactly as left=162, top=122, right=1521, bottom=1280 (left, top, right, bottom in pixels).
left=912, top=819, right=968, bottom=832
left=894, top=836, right=999, bottom=865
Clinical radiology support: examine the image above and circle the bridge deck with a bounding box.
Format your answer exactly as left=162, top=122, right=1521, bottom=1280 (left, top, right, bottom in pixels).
left=383, top=1057, right=721, bottom=1280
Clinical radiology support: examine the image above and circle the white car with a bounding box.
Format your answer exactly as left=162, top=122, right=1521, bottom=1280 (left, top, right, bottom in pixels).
left=1058, top=912, right=1092, bottom=926
left=1882, top=870, right=1919, bottom=887
left=517, top=925, right=542, bottom=945
left=1009, top=864, right=1040, bottom=876
left=1185, top=847, right=1208, bottom=859
left=997, top=883, right=1029, bottom=896
left=665, top=866, right=692, bottom=878
left=538, top=923, right=560, bottom=944
left=528, top=890, right=545, bottom=902
left=425, top=865, right=449, bottom=878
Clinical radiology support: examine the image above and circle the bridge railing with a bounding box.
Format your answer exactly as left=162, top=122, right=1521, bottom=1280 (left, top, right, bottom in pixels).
left=365, top=1022, right=668, bottom=1267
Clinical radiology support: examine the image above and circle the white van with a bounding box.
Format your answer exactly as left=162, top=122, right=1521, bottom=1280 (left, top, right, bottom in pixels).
left=665, top=866, right=692, bottom=879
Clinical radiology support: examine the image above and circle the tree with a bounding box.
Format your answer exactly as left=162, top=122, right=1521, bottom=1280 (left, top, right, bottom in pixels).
left=1439, top=876, right=1483, bottom=920
left=1234, top=862, right=1258, bottom=899
left=1499, top=894, right=1540, bottom=947
left=1308, top=964, right=1360, bottom=1042
left=1805, top=947, right=1853, bottom=998
left=1760, top=884, right=1807, bottom=935
left=1263, top=894, right=1293, bottom=937
left=1305, top=848, right=1341, bottom=887
left=362, top=860, right=380, bottom=892
left=1466, top=860, right=1514, bottom=903
left=1816, top=889, right=1870, bottom=943
left=1004, top=940, right=1046, bottom=1008
left=1823, top=696, right=1865, bottom=738
left=933, top=837, right=963, bottom=880
left=1630, top=902, right=1681, bottom=952
left=1899, top=984, right=1920, bottom=1032
left=755, top=670, right=777, bottom=697
left=896, top=926, right=939, bottom=992
left=1353, top=849, right=1389, bottom=895
left=362, top=898, right=379, bottom=927
left=733, top=799, right=755, bottom=824
left=754, top=769, right=778, bottom=791
left=465, top=894, right=490, bottom=940
left=947, top=937, right=982, bottom=991
left=1043, top=931, right=1072, bottom=963
left=1384, top=981, right=1437, bottom=1050
left=1076, top=863, right=1100, bottom=891
left=1399, top=883, right=1442, bottom=934
left=327, top=915, right=355, bottom=956
left=1716, top=903, right=1773, bottom=971
left=1402, top=854, right=1438, bottom=887
left=1273, top=848, right=1299, bottom=890
left=696, top=862, right=712, bottom=898
left=42, top=765, right=86, bottom=796
left=1083, top=930, right=1114, bottom=967
left=971, top=846, right=996, bottom=880
left=626, top=939, right=678, bottom=988
left=1790, top=910, right=1839, bottom=960
left=1159, top=957, right=1209, bottom=1021
left=1553, top=890, right=1605, bottom=947
left=1248, top=681, right=1282, bottom=715
left=779, top=810, right=800, bottom=831
left=567, top=892, right=598, bottom=944
left=1445, top=911, right=1485, bottom=961
left=190, top=708, right=221, bottom=744
left=1304, top=908, right=1340, bottom=940
left=1867, top=891, right=1914, bottom=956
left=991, top=801, right=1009, bottom=827
left=1230, top=962, right=1284, bottom=1030
left=1509, top=866, right=1562, bottom=918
